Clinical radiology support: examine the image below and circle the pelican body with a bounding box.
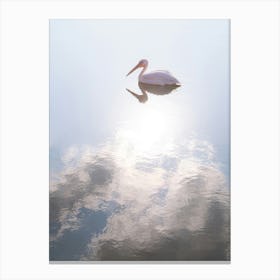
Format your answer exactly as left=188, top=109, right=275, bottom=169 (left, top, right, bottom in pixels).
left=126, top=59, right=180, bottom=86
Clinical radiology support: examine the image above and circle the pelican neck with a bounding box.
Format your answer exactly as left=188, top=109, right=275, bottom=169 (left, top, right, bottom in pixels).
left=138, top=64, right=148, bottom=79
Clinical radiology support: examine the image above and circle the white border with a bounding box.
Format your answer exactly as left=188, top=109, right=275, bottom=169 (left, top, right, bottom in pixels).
left=0, top=0, right=279, bottom=279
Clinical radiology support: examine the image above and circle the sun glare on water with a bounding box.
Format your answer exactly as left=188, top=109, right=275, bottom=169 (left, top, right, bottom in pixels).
left=115, top=104, right=183, bottom=157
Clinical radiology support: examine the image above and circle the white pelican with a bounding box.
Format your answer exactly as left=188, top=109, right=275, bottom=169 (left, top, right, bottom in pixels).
left=126, top=59, right=181, bottom=86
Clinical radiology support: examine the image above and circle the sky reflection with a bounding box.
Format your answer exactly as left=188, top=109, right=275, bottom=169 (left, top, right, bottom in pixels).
left=50, top=135, right=230, bottom=261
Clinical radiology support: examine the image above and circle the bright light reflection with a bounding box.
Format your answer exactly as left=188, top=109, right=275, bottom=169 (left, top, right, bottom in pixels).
left=115, top=104, right=181, bottom=156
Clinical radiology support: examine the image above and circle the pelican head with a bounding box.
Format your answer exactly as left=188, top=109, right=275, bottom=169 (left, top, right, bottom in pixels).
left=126, top=59, right=148, bottom=76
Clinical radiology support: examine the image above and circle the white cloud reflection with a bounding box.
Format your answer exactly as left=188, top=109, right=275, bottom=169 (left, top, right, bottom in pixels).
left=50, top=135, right=230, bottom=261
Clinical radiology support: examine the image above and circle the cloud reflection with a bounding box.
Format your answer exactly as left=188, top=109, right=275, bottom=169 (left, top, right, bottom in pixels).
left=50, top=136, right=230, bottom=261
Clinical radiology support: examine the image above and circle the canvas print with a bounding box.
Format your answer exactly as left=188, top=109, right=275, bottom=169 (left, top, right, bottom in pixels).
left=49, top=19, right=230, bottom=261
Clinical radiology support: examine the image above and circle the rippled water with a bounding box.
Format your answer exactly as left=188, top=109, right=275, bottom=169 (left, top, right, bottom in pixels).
left=49, top=19, right=230, bottom=261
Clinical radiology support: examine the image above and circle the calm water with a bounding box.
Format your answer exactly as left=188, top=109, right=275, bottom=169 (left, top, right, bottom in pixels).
left=49, top=19, right=230, bottom=261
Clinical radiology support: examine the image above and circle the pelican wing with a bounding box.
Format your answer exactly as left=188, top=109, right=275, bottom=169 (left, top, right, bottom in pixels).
left=140, top=71, right=180, bottom=86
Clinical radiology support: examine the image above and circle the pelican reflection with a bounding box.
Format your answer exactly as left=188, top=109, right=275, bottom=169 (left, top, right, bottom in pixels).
left=126, top=82, right=181, bottom=103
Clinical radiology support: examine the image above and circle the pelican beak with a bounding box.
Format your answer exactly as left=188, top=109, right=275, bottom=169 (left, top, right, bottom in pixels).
left=126, top=63, right=140, bottom=76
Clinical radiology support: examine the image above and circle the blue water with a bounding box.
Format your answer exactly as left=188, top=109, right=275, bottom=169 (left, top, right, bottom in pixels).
left=50, top=19, right=230, bottom=261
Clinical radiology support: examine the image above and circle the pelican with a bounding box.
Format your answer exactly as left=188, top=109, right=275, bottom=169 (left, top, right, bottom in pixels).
left=126, top=59, right=181, bottom=86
